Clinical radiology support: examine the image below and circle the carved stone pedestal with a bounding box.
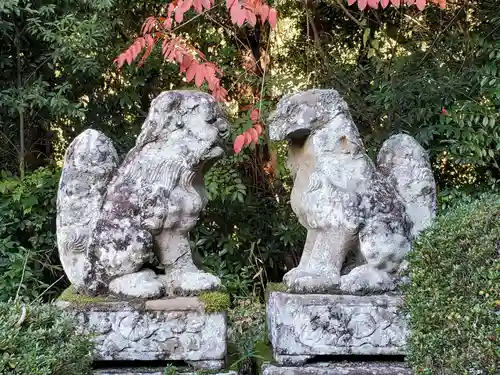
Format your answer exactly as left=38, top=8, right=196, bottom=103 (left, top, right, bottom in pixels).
left=57, top=293, right=230, bottom=373
left=262, top=363, right=411, bottom=375
left=264, top=291, right=411, bottom=375
left=94, top=369, right=237, bottom=375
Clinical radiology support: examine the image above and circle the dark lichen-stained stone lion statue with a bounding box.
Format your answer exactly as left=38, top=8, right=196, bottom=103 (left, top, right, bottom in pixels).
left=268, top=88, right=436, bottom=294
left=57, top=90, right=230, bottom=298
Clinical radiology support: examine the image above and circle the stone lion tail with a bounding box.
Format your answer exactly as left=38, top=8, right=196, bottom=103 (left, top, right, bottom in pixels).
left=56, top=129, right=119, bottom=289
left=376, top=133, right=437, bottom=238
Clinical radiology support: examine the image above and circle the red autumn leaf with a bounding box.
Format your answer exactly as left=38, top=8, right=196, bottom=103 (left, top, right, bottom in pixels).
left=438, top=0, right=446, bottom=8
left=186, top=60, right=198, bottom=82
left=125, top=51, right=134, bottom=65
left=441, top=107, right=448, bottom=115
left=180, top=54, right=193, bottom=72
left=194, top=64, right=205, bottom=87
left=141, top=17, right=157, bottom=35
left=138, top=35, right=155, bottom=67
left=230, top=4, right=240, bottom=24
left=234, top=134, right=245, bottom=153
left=253, top=123, right=263, bottom=135
left=250, top=108, right=259, bottom=121
left=193, top=0, right=203, bottom=13
left=175, top=50, right=184, bottom=63
left=204, top=64, right=217, bottom=89
left=236, top=7, right=247, bottom=26
left=249, top=128, right=259, bottom=144
left=368, top=0, right=379, bottom=8
left=162, top=39, right=170, bottom=57
left=175, top=8, right=184, bottom=23
left=201, top=0, right=211, bottom=10
left=130, top=41, right=141, bottom=58
left=347, top=0, right=356, bottom=4
left=391, top=0, right=401, bottom=5
left=357, top=0, right=368, bottom=10
left=213, top=86, right=228, bottom=102
left=246, top=9, right=257, bottom=26
left=164, top=18, right=173, bottom=30
left=114, top=56, right=124, bottom=69
left=268, top=8, right=277, bottom=29
left=380, top=0, right=390, bottom=7
left=244, top=131, right=253, bottom=146
left=241, top=104, right=253, bottom=111
left=259, top=4, right=269, bottom=24
left=415, top=0, right=426, bottom=10
left=226, top=0, right=236, bottom=9
left=179, top=0, right=193, bottom=13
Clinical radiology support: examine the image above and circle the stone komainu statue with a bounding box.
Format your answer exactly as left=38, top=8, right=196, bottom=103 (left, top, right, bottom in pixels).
left=269, top=89, right=436, bottom=294
left=57, top=91, right=230, bottom=299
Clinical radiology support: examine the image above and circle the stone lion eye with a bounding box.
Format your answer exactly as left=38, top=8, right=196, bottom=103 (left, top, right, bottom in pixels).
left=206, top=116, right=217, bottom=125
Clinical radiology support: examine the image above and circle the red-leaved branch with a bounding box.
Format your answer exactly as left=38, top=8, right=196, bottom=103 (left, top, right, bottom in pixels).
left=234, top=107, right=264, bottom=153
left=350, top=0, right=445, bottom=10
left=115, top=0, right=445, bottom=153
left=114, top=0, right=278, bottom=102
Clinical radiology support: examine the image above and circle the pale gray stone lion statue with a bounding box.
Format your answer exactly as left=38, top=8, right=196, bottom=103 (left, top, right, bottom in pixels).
left=269, top=89, right=436, bottom=294
left=57, top=90, right=230, bottom=299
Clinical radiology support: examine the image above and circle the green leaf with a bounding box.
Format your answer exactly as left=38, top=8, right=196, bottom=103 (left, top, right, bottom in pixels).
left=363, top=28, right=370, bottom=47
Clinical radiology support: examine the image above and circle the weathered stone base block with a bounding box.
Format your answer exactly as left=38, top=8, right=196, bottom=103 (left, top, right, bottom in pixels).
left=57, top=296, right=227, bottom=368
left=267, top=292, right=408, bottom=358
left=94, top=370, right=237, bottom=375
left=262, top=363, right=412, bottom=375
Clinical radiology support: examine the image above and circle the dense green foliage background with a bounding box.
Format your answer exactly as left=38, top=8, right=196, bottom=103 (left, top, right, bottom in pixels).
left=0, top=0, right=499, bottom=374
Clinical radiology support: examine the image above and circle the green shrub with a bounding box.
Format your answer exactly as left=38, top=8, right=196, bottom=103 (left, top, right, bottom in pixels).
left=0, top=302, right=94, bottom=375
left=0, top=167, right=65, bottom=302
left=405, top=194, right=500, bottom=375
left=227, top=297, right=270, bottom=375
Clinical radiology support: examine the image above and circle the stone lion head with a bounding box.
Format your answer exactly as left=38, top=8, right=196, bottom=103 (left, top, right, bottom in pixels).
left=268, top=89, right=352, bottom=142
left=135, top=90, right=231, bottom=169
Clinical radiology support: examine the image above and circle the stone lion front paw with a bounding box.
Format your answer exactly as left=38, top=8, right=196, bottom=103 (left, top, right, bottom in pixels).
left=286, top=272, right=341, bottom=294
left=161, top=271, right=222, bottom=296
left=283, top=267, right=310, bottom=285
left=109, top=269, right=165, bottom=299
left=340, top=265, right=395, bottom=294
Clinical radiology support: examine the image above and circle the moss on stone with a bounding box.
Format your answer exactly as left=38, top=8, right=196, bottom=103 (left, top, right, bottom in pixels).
left=199, top=291, right=230, bottom=313
left=266, top=282, right=286, bottom=293
left=265, top=282, right=286, bottom=302
left=58, top=285, right=111, bottom=304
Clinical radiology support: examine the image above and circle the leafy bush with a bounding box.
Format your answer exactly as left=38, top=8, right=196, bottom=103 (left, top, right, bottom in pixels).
left=227, top=297, right=270, bottom=375
left=0, top=302, right=94, bottom=375
left=405, top=194, right=500, bottom=375
left=0, top=167, right=65, bottom=302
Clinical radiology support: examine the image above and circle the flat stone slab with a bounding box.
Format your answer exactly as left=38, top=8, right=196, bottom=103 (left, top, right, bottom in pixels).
left=262, top=362, right=412, bottom=375
left=57, top=297, right=227, bottom=364
left=267, top=292, right=407, bottom=360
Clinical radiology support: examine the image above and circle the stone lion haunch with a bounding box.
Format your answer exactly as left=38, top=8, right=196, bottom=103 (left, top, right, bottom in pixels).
left=57, top=90, right=230, bottom=299
left=268, top=89, right=436, bottom=294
